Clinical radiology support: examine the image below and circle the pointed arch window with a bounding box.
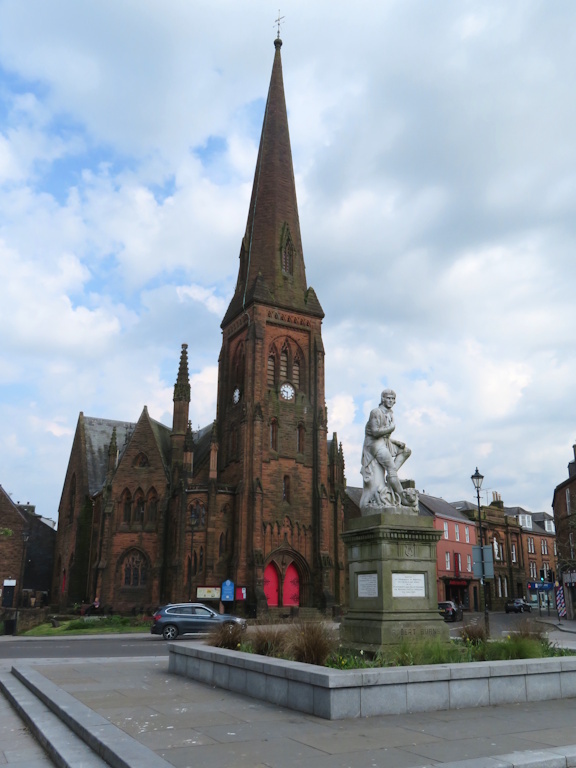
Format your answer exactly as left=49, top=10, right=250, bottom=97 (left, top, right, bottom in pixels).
left=134, top=490, right=145, bottom=524
left=297, top=423, right=305, bottom=453
left=233, top=342, right=245, bottom=390
left=199, top=546, right=204, bottom=573
left=283, top=475, right=291, bottom=503
left=270, top=419, right=278, bottom=451
left=146, top=489, right=158, bottom=524
left=280, top=349, right=288, bottom=381
left=193, top=550, right=198, bottom=576
left=133, top=452, right=149, bottom=467
left=282, top=235, right=295, bottom=275
left=122, top=490, right=132, bottom=524
left=292, top=359, right=300, bottom=390
left=267, top=355, right=276, bottom=387
left=121, top=549, right=148, bottom=588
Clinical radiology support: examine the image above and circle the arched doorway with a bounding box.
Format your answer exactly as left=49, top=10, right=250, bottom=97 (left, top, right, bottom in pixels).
left=282, top=562, right=300, bottom=606
left=263, top=562, right=280, bottom=606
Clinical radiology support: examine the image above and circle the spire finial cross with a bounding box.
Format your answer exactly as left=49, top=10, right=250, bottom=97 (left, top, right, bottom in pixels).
left=274, top=10, right=285, bottom=39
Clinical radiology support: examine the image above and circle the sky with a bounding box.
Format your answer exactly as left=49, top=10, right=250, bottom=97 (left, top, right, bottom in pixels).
left=1, top=0, right=575, bottom=523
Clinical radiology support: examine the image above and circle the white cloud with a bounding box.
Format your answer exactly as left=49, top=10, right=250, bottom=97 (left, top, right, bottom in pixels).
left=0, top=0, right=575, bottom=519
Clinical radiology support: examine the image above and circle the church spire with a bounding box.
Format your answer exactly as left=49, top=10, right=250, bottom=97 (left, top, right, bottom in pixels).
left=222, top=38, right=323, bottom=327
left=174, top=343, right=191, bottom=403
left=172, top=344, right=190, bottom=465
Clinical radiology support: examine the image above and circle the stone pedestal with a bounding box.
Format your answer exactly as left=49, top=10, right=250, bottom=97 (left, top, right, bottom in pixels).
left=340, top=512, right=449, bottom=651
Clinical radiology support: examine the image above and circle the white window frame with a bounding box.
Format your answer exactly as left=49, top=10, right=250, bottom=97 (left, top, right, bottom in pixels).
left=443, top=521, right=449, bottom=539
left=465, top=526, right=470, bottom=543
left=467, top=554, right=472, bottom=572
left=445, top=552, right=451, bottom=571
left=511, top=542, right=517, bottom=563
left=455, top=524, right=460, bottom=542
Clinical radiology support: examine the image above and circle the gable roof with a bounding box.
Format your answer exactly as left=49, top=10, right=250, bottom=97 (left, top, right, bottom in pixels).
left=83, top=416, right=136, bottom=496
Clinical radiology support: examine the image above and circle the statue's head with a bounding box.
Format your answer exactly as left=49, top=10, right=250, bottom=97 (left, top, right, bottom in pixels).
left=380, top=388, right=396, bottom=405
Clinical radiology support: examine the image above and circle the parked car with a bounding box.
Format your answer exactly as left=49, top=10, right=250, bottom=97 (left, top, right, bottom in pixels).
left=151, top=603, right=247, bottom=640
left=438, top=600, right=463, bottom=622
left=505, top=598, right=532, bottom=614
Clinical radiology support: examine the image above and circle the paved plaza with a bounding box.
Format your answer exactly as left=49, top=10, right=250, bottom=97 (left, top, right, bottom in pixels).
left=1, top=619, right=576, bottom=767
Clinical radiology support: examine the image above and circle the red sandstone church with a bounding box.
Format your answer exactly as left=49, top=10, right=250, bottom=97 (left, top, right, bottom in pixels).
left=52, top=38, right=348, bottom=617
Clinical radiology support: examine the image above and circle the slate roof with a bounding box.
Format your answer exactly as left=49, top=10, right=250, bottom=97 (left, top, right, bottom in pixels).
left=418, top=493, right=472, bottom=521
left=192, top=423, right=213, bottom=470
left=83, top=416, right=137, bottom=496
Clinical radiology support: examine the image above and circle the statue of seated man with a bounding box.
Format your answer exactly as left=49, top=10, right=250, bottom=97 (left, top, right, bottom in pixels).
left=360, top=388, right=412, bottom=511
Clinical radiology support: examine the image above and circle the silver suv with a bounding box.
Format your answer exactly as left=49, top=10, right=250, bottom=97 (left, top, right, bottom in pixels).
left=151, top=603, right=247, bottom=640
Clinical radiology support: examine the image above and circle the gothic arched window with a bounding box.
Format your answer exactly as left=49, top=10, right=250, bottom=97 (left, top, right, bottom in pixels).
left=122, top=489, right=132, bottom=524
left=270, top=419, right=278, bottom=451
left=297, top=423, right=305, bottom=453
left=133, top=490, right=145, bottom=524
left=146, top=489, right=158, bottom=524
left=282, top=236, right=294, bottom=275
left=121, top=549, right=148, bottom=588
left=283, top=475, right=291, bottom=503
left=280, top=349, right=288, bottom=380
left=292, top=359, right=300, bottom=390
left=267, top=355, right=276, bottom=387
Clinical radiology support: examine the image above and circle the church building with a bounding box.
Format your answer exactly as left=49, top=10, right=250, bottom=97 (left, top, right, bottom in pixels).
left=53, top=38, right=347, bottom=616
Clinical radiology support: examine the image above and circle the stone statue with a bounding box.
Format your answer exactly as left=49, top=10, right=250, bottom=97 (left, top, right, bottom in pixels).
left=359, top=389, right=418, bottom=515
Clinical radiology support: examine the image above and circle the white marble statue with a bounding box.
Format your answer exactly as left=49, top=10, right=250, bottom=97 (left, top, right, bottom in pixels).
left=359, top=389, right=418, bottom=514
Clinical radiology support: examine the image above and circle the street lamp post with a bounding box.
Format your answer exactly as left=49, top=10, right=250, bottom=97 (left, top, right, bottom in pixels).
left=19, top=530, right=30, bottom=608
left=188, top=508, right=199, bottom=602
left=471, top=468, right=490, bottom=638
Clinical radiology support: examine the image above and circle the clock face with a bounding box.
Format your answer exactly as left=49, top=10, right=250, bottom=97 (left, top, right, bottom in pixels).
left=280, top=382, right=295, bottom=401
left=233, top=387, right=241, bottom=404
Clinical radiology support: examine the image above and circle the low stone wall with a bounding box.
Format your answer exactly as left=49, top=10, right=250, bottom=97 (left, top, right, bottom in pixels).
left=168, top=642, right=576, bottom=720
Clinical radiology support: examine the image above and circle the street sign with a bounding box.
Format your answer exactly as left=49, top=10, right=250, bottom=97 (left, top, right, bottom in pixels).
left=472, top=545, right=494, bottom=579
left=221, top=579, right=235, bottom=602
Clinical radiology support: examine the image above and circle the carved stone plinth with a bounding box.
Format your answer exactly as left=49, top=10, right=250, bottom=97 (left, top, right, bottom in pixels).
left=340, top=512, right=449, bottom=651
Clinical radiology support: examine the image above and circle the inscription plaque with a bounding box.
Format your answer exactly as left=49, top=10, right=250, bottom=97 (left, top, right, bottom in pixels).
left=392, top=572, right=426, bottom=597
left=357, top=572, right=378, bottom=598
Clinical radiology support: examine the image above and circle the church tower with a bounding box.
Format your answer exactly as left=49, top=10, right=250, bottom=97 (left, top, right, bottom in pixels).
left=216, top=37, right=339, bottom=613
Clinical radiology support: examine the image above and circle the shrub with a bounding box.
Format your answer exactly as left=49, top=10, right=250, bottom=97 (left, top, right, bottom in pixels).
left=460, top=621, right=486, bottom=645
left=283, top=621, right=337, bottom=666
left=207, top=622, right=245, bottom=650
left=251, top=624, right=287, bottom=657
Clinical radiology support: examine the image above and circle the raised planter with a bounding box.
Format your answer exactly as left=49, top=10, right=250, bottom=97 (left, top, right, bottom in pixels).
left=168, top=642, right=576, bottom=720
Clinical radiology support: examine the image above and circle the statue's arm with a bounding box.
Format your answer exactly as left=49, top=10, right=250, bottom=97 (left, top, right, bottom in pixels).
left=367, top=410, right=395, bottom=438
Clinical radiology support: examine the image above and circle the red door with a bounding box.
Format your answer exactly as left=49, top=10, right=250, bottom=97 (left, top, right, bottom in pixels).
left=282, top=562, right=300, bottom=607
left=263, top=562, right=279, bottom=606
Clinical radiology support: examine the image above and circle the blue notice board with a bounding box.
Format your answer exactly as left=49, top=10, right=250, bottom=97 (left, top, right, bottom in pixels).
left=221, top=579, right=235, bottom=602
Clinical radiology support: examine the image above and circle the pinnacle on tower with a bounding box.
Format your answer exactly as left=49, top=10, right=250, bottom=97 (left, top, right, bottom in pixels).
left=174, top=343, right=191, bottom=402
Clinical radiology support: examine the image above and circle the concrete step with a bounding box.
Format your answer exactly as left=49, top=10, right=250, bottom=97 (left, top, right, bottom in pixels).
left=0, top=670, right=107, bottom=768
left=2, top=666, right=173, bottom=768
